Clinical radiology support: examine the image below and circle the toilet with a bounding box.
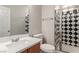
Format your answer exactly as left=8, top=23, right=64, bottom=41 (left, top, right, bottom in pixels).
left=33, top=34, right=55, bottom=53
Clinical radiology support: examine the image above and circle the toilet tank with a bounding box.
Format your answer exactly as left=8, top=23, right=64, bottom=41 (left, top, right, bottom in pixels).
left=33, top=34, right=43, bottom=39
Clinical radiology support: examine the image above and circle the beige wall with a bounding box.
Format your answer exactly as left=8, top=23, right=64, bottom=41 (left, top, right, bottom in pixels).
left=29, top=5, right=42, bottom=35
left=42, top=5, right=55, bottom=45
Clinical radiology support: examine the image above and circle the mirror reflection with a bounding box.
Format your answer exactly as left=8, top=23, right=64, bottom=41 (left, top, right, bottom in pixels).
left=0, top=5, right=29, bottom=37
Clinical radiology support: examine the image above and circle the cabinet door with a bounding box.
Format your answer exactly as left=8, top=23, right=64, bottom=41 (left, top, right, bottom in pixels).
left=0, top=6, right=10, bottom=37
left=27, top=43, right=40, bottom=53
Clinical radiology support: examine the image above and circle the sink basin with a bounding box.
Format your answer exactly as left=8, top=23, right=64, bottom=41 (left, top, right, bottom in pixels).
left=6, top=40, right=29, bottom=48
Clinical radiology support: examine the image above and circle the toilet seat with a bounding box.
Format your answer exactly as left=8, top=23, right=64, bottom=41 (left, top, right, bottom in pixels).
left=40, top=44, right=55, bottom=53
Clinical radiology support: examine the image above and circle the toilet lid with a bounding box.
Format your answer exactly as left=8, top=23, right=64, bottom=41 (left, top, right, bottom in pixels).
left=40, top=44, right=55, bottom=53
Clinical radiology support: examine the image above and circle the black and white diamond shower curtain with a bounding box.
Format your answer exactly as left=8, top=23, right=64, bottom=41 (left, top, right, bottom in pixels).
left=62, top=8, right=79, bottom=47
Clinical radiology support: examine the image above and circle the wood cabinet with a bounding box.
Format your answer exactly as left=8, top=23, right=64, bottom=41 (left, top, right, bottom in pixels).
left=21, top=42, right=40, bottom=53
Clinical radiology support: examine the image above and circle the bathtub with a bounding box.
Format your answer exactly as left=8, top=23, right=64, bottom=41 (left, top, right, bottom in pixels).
left=62, top=44, right=79, bottom=53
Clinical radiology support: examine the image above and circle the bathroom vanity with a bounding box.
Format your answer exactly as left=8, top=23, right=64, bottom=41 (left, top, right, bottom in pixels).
left=0, top=34, right=42, bottom=53
left=22, top=42, right=40, bottom=53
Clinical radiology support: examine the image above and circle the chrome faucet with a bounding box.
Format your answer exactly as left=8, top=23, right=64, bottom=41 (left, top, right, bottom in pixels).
left=11, top=38, right=19, bottom=42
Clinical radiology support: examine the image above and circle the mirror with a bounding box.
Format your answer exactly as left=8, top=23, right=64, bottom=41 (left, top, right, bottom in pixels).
left=0, top=5, right=29, bottom=37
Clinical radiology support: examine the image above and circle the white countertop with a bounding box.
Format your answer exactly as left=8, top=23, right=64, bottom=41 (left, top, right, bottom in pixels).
left=0, top=37, right=42, bottom=53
